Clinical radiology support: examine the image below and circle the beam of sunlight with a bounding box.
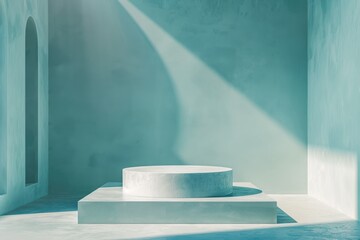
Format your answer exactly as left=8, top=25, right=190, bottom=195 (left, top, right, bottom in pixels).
left=308, top=147, right=358, bottom=219
left=119, top=0, right=306, bottom=192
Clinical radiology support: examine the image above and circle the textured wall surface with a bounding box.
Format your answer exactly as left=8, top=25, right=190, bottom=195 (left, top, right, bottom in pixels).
left=0, top=0, right=8, bottom=195
left=49, top=0, right=307, bottom=194
left=308, top=0, right=360, bottom=219
left=0, top=0, right=48, bottom=215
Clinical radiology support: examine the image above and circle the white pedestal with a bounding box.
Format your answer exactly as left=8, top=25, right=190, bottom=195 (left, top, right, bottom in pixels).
left=78, top=182, right=277, bottom=224
left=123, top=165, right=233, bottom=198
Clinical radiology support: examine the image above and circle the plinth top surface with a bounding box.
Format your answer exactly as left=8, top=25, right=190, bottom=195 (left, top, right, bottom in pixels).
left=123, top=165, right=232, bottom=174
left=80, top=182, right=274, bottom=203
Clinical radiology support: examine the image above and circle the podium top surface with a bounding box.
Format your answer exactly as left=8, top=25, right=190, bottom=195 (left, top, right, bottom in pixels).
left=123, top=165, right=232, bottom=174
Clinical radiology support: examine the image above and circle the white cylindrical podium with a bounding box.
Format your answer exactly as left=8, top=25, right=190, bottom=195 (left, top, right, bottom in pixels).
left=123, top=165, right=233, bottom=198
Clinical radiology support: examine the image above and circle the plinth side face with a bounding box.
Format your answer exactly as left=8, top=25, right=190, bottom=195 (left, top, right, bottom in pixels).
left=123, top=165, right=233, bottom=198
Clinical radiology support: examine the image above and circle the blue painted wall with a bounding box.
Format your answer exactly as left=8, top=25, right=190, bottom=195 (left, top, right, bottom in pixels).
left=308, top=0, right=360, bottom=219
left=0, top=0, right=8, bottom=196
left=0, top=0, right=48, bottom=215
left=49, top=0, right=307, bottom=194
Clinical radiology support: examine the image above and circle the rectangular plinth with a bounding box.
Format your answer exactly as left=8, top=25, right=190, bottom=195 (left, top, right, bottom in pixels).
left=78, top=182, right=277, bottom=224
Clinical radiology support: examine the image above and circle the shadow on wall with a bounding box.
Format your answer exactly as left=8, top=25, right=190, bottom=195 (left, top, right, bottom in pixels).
left=49, top=0, right=307, bottom=194
left=117, top=0, right=307, bottom=193
left=49, top=0, right=182, bottom=194
left=131, top=0, right=308, bottom=144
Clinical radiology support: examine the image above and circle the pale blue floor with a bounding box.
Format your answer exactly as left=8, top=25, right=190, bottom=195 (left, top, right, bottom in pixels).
left=7, top=194, right=295, bottom=223
left=142, top=221, right=360, bottom=240
left=1, top=195, right=359, bottom=240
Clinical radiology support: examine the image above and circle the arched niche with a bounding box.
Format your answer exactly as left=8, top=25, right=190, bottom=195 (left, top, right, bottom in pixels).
left=25, top=17, right=39, bottom=185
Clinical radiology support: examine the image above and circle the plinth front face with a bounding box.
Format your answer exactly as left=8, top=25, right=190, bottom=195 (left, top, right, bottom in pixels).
left=123, top=165, right=233, bottom=198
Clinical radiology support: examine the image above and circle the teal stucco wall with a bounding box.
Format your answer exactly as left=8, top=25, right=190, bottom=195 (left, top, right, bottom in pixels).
left=308, top=0, right=360, bottom=219
left=49, top=0, right=307, bottom=194
left=0, top=0, right=48, bottom=214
